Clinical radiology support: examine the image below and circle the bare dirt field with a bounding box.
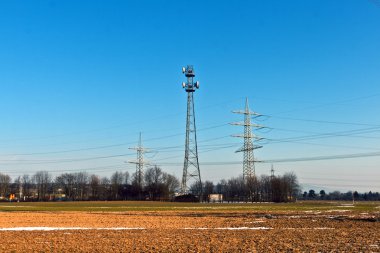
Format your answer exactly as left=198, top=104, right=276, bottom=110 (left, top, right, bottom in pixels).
left=0, top=201, right=379, bottom=252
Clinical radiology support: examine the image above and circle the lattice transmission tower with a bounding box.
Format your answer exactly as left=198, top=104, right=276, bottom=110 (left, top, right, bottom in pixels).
left=270, top=164, right=275, bottom=181
left=180, top=65, right=202, bottom=196
left=231, top=98, right=264, bottom=180
left=129, top=133, right=150, bottom=194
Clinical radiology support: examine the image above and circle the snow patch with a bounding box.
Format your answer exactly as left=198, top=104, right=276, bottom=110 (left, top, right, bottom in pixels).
left=284, top=227, right=334, bottom=230
left=246, top=220, right=266, bottom=223
left=0, top=206, right=34, bottom=208
left=85, top=207, right=112, bottom=209
left=336, top=205, right=354, bottom=208
left=0, top=227, right=145, bottom=231
left=325, top=210, right=350, bottom=212
left=183, top=227, right=272, bottom=230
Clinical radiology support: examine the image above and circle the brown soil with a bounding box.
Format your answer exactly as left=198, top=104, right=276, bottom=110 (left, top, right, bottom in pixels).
left=0, top=211, right=379, bottom=252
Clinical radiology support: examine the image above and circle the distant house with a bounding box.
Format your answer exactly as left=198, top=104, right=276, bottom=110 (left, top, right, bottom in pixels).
left=208, top=194, right=223, bottom=203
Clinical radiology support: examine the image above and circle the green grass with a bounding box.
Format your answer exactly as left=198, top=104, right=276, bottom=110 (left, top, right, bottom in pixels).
left=0, top=200, right=379, bottom=212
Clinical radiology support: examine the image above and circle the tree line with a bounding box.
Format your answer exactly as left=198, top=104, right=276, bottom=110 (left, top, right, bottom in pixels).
left=0, top=168, right=301, bottom=202
left=0, top=167, right=179, bottom=201
left=200, top=172, right=300, bottom=203
left=301, top=189, right=380, bottom=201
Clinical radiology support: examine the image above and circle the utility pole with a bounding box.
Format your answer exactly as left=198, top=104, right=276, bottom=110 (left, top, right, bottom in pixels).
left=270, top=164, right=275, bottom=181
left=129, top=133, right=150, bottom=199
left=270, top=164, right=275, bottom=202
left=231, top=98, right=264, bottom=180
left=180, top=65, right=202, bottom=199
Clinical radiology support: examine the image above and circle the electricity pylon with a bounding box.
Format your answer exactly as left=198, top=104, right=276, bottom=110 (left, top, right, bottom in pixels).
left=180, top=65, right=202, bottom=197
left=129, top=133, right=150, bottom=195
left=231, top=98, right=264, bottom=180
left=270, top=164, right=275, bottom=181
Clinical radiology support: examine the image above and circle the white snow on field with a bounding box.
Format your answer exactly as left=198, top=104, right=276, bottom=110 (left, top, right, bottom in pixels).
left=85, top=207, right=112, bottom=209
left=0, top=227, right=145, bottom=231
left=183, top=227, right=272, bottom=230
left=284, top=227, right=335, bottom=230
left=246, top=220, right=266, bottom=223
left=0, top=227, right=274, bottom=231
left=0, top=206, right=35, bottom=208
left=287, top=215, right=302, bottom=218
left=0, top=226, right=339, bottom=231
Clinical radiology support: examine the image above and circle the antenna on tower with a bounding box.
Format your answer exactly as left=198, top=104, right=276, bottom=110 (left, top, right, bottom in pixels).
left=180, top=65, right=202, bottom=200
left=231, top=98, right=265, bottom=181
left=128, top=132, right=150, bottom=199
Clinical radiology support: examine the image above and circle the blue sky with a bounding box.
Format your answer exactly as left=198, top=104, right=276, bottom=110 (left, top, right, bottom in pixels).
left=0, top=0, right=379, bottom=192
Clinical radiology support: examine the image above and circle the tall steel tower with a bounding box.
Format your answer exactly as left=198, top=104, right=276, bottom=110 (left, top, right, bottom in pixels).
left=129, top=133, right=149, bottom=190
left=270, top=164, right=275, bottom=181
left=231, top=98, right=264, bottom=180
left=180, top=65, right=202, bottom=196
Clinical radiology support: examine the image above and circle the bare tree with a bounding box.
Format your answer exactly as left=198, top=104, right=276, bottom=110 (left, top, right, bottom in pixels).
left=162, top=172, right=179, bottom=198
left=124, top=171, right=130, bottom=185
left=145, top=166, right=164, bottom=200
left=110, top=171, right=124, bottom=200
left=89, top=174, right=100, bottom=200
left=203, top=181, right=214, bottom=202
left=21, top=174, right=32, bottom=200
left=259, top=175, right=271, bottom=202
left=75, top=172, right=89, bottom=200
left=99, top=177, right=111, bottom=200
left=283, top=172, right=300, bottom=201
left=226, top=176, right=245, bottom=202
left=33, top=171, right=51, bottom=201
left=55, top=173, right=75, bottom=200
left=0, top=173, right=11, bottom=198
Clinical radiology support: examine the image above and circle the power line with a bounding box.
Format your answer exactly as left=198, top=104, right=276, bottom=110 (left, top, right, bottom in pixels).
left=300, top=177, right=379, bottom=183
left=0, top=123, right=229, bottom=157
left=264, top=139, right=380, bottom=151
left=154, top=151, right=380, bottom=166
left=270, top=93, right=380, bottom=115
left=267, top=126, right=380, bottom=143
left=264, top=151, right=380, bottom=163
left=269, top=115, right=380, bottom=127
left=0, top=97, right=242, bottom=144
left=0, top=153, right=135, bottom=165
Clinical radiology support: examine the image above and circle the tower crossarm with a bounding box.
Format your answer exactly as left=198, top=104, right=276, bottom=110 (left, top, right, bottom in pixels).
left=128, top=160, right=151, bottom=166
left=235, top=145, right=263, bottom=152
left=230, top=122, right=265, bottom=129
left=231, top=134, right=265, bottom=141
left=232, top=110, right=262, bottom=116
left=128, top=147, right=150, bottom=153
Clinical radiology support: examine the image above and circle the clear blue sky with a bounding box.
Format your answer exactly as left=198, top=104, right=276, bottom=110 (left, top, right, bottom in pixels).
left=0, top=0, right=379, bottom=192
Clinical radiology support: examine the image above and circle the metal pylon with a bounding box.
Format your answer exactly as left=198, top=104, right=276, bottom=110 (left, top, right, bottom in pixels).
left=129, top=133, right=149, bottom=190
left=270, top=164, right=275, bottom=180
left=180, top=65, right=202, bottom=196
left=231, top=98, right=264, bottom=181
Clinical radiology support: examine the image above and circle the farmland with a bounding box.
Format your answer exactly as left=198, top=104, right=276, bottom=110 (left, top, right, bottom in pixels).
left=0, top=201, right=379, bottom=252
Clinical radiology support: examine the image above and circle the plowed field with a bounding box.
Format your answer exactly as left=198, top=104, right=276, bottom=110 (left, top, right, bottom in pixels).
left=0, top=201, right=379, bottom=252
